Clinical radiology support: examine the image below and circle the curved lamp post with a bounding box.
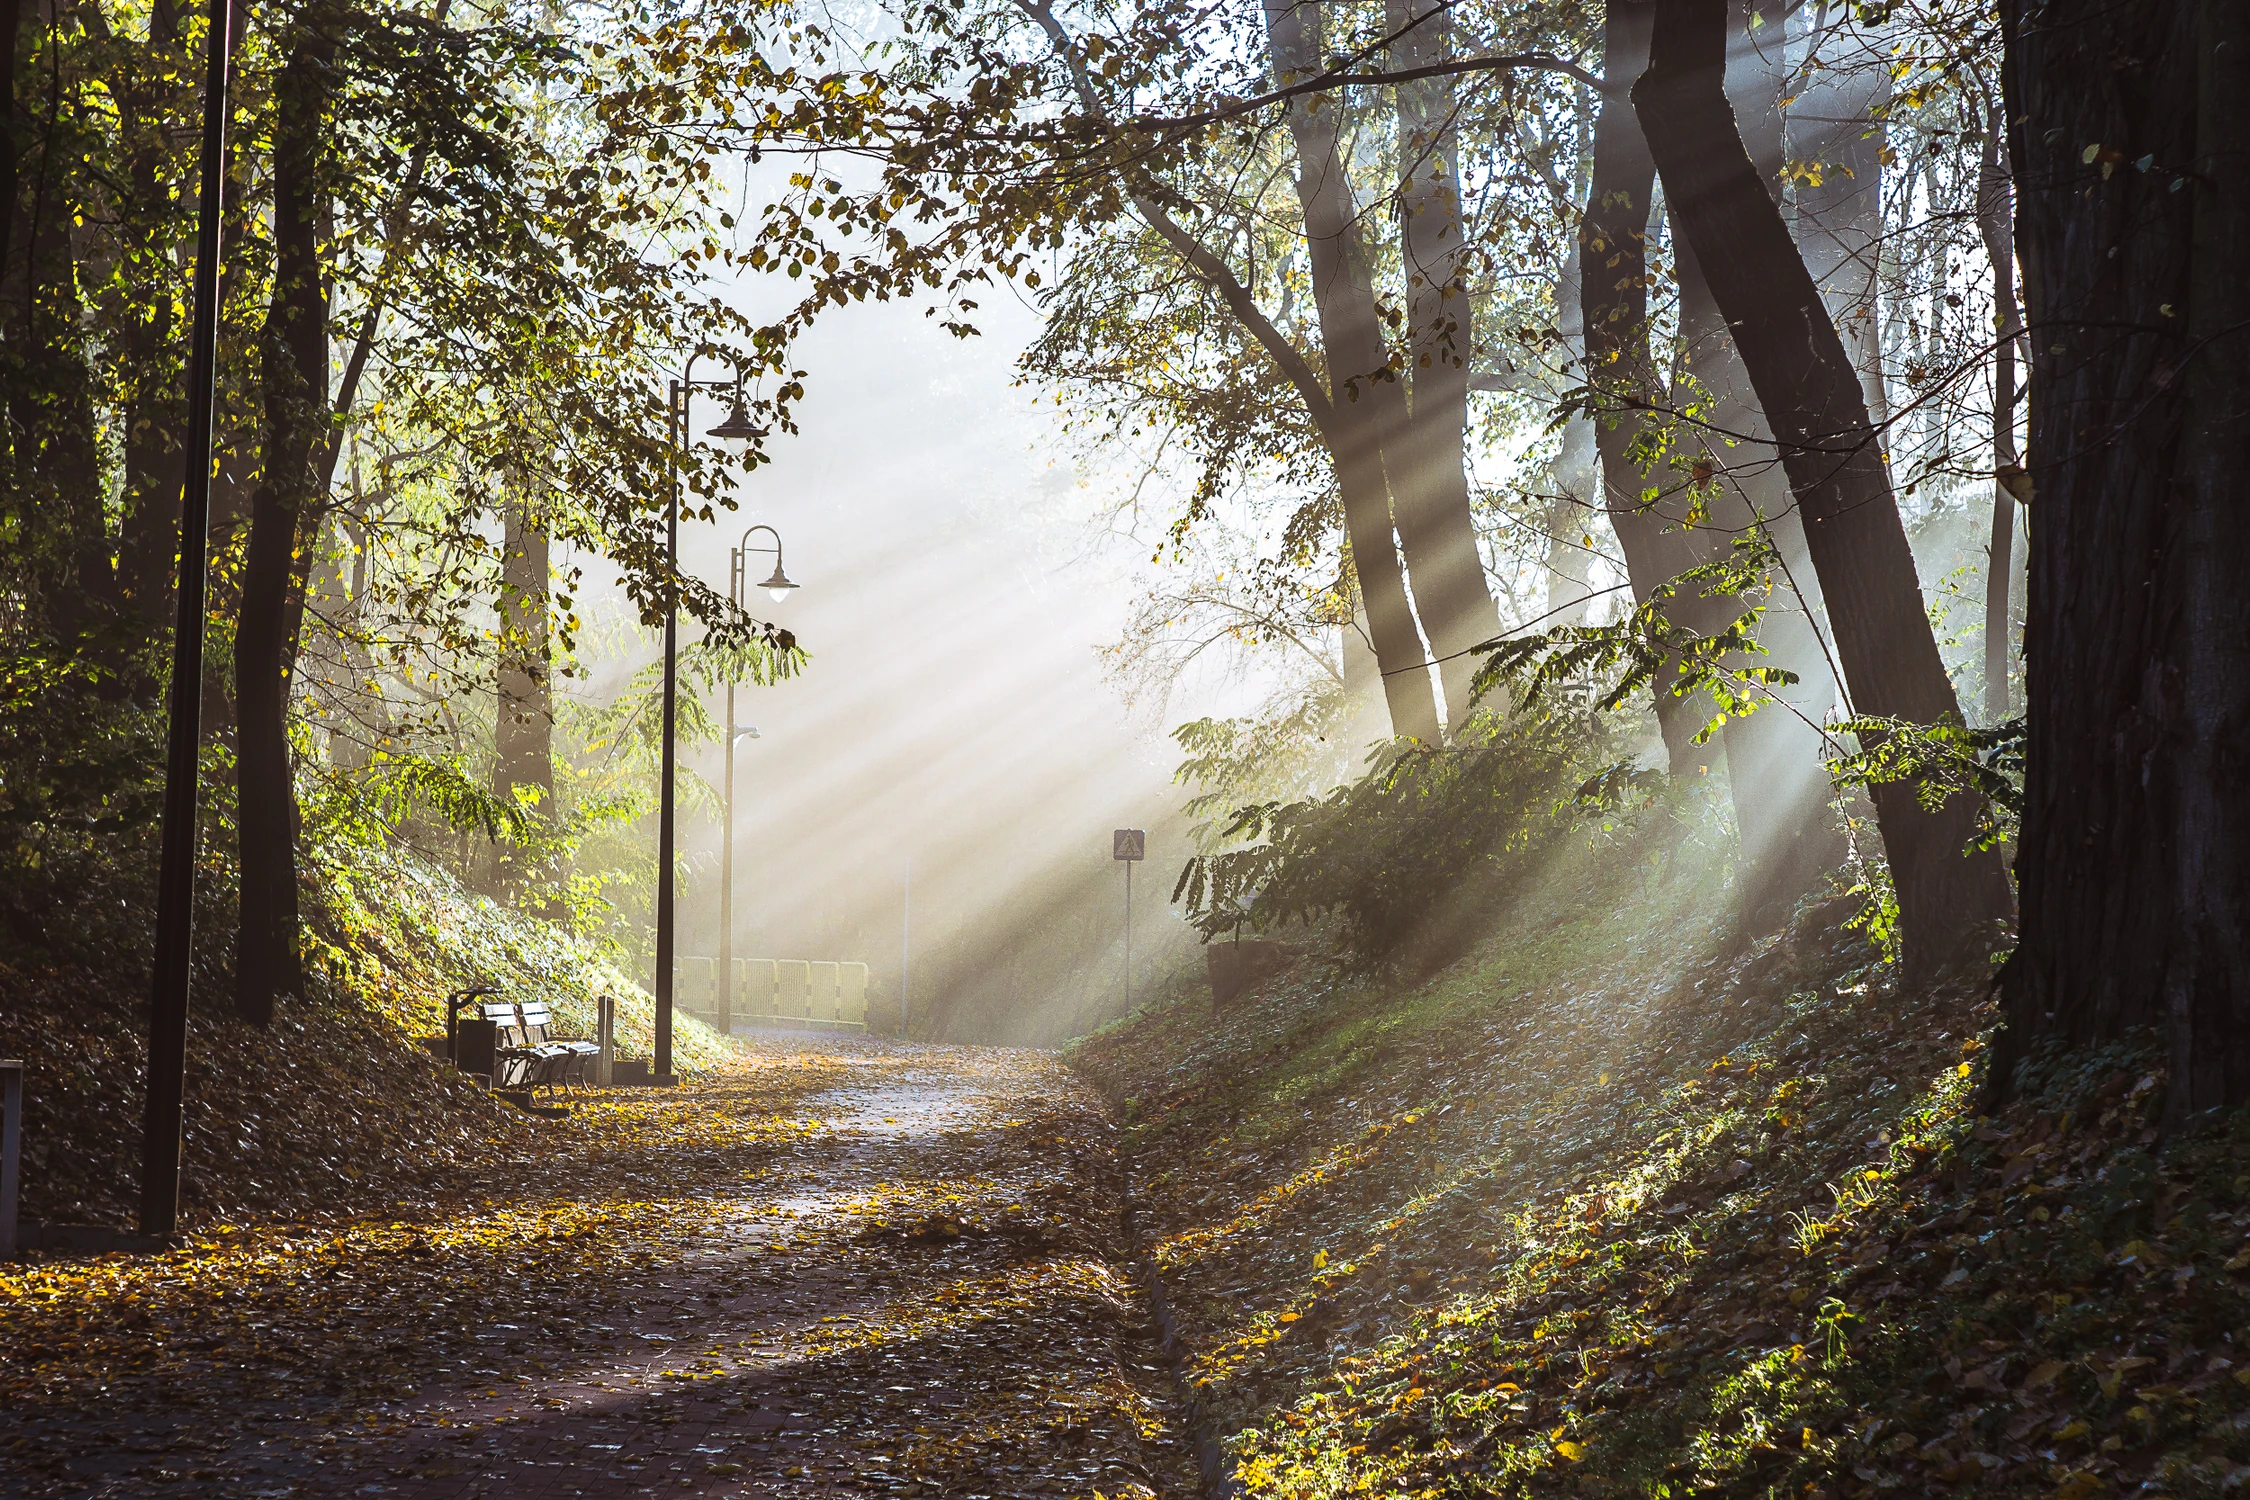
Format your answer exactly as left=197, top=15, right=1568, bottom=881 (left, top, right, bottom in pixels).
left=654, top=361, right=761, bottom=1084
left=717, top=524, right=796, bottom=1037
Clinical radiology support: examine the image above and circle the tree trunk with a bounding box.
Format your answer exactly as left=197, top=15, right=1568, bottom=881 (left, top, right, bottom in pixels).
left=1680, top=0, right=1844, bottom=929
left=9, top=15, right=125, bottom=665
left=1994, top=0, right=2249, bottom=1119
left=1387, top=0, right=1504, bottom=730
left=1544, top=252, right=1598, bottom=627
left=493, top=486, right=555, bottom=891
left=235, top=16, right=337, bottom=1024
left=1789, top=8, right=1893, bottom=452
left=1636, top=0, right=2012, bottom=975
left=1265, top=0, right=1442, bottom=745
left=1339, top=596, right=1388, bottom=759
left=1974, top=114, right=2022, bottom=726
left=1580, top=0, right=1703, bottom=769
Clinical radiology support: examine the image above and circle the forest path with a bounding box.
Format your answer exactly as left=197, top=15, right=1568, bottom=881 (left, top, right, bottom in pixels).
left=1, top=1036, right=1201, bottom=1500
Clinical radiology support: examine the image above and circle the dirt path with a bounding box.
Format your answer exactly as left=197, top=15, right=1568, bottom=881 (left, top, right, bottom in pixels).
left=1, top=1037, right=1202, bottom=1500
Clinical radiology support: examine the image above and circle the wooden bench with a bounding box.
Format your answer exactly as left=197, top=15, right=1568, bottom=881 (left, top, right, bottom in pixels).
left=485, top=1000, right=600, bottom=1096
left=445, top=987, right=599, bottom=1110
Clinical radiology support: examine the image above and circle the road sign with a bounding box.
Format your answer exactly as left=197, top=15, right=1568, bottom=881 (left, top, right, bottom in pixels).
left=1113, top=828, right=1146, bottom=861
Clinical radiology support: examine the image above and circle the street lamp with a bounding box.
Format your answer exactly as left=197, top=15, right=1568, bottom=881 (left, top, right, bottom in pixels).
left=654, top=361, right=762, bottom=1084
left=719, top=525, right=795, bottom=1038
left=139, top=0, right=238, bottom=1244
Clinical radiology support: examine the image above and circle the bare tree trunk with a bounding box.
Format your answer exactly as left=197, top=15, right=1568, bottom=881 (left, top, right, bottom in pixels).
left=1265, top=0, right=1442, bottom=745
left=1683, top=0, right=1844, bottom=929
left=1339, top=596, right=1388, bottom=760
left=1789, top=7, right=1893, bottom=454
left=1544, top=82, right=1599, bottom=629
left=1580, top=0, right=1703, bottom=769
left=1994, top=0, right=2250, bottom=1117
left=1636, top=0, right=2012, bottom=976
left=1975, top=114, right=2022, bottom=725
left=235, top=14, right=337, bottom=1024
left=1387, top=0, right=1503, bottom=731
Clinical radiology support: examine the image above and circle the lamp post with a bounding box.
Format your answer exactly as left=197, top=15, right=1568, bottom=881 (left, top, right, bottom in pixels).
left=719, top=526, right=796, bottom=1038
left=654, top=361, right=761, bottom=1084
left=140, top=0, right=236, bottom=1243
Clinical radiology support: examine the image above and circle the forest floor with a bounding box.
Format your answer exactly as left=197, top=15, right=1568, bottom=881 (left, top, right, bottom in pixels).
left=1070, top=825, right=2250, bottom=1499
left=1, top=1036, right=1202, bottom=1500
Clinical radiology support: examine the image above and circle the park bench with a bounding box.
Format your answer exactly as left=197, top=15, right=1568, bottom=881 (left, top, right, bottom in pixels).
left=488, top=999, right=601, bottom=1095
left=445, top=986, right=600, bottom=1105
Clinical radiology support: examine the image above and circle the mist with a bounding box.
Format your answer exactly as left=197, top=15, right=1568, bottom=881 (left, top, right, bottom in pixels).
left=559, top=292, right=1215, bottom=1044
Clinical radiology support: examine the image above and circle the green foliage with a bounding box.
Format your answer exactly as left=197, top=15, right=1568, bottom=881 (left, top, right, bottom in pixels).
left=1172, top=710, right=1612, bottom=966
left=1171, top=685, right=1368, bottom=853
left=1469, top=532, right=1799, bottom=740
left=1825, top=713, right=2024, bottom=852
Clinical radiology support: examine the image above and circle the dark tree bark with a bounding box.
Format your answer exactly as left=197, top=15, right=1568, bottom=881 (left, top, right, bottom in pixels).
left=1580, top=0, right=1703, bottom=768
left=1635, top=0, right=2012, bottom=975
left=235, top=14, right=338, bottom=1024
left=109, top=0, right=188, bottom=655
left=0, top=0, right=24, bottom=295
left=1387, top=0, right=1504, bottom=731
left=1676, top=0, right=1844, bottom=929
left=7, top=13, right=126, bottom=665
left=1974, top=112, right=2023, bottom=725
left=1994, top=0, right=2250, bottom=1119
left=1265, top=0, right=1443, bottom=744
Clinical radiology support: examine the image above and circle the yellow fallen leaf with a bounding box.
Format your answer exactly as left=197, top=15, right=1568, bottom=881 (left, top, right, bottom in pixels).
left=2025, top=1360, right=2068, bottom=1389
left=1312, top=1249, right=1328, bottom=1270
left=1555, top=1440, right=1587, bottom=1462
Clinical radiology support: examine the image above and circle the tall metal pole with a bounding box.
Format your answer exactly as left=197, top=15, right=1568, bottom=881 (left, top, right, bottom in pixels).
left=900, top=857, right=911, bottom=1036
left=140, top=0, right=235, bottom=1241
left=653, top=377, right=681, bottom=1083
left=1124, top=859, right=1133, bottom=1017
left=719, top=555, right=736, bottom=1042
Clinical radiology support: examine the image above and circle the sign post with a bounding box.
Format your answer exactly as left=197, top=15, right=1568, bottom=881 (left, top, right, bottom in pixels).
left=1113, top=829, right=1145, bottom=1015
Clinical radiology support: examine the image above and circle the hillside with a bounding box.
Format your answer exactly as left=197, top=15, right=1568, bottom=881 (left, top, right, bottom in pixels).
left=1073, top=817, right=2250, bottom=1498
left=0, top=835, right=732, bottom=1234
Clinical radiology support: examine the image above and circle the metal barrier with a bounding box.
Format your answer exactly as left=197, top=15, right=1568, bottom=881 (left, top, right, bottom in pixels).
left=671, top=958, right=872, bottom=1033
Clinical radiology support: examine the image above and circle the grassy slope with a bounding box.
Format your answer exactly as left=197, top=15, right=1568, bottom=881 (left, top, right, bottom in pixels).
left=1072, top=816, right=2250, bottom=1498
left=0, top=835, right=730, bottom=1231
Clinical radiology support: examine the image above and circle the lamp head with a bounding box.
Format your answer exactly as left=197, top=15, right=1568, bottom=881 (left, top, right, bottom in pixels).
left=760, top=562, right=799, bottom=603
left=705, top=399, right=766, bottom=446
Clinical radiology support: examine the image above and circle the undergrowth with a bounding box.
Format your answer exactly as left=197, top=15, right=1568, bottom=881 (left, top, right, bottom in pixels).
left=0, top=830, right=728, bottom=1233
left=1075, top=800, right=2250, bottom=1498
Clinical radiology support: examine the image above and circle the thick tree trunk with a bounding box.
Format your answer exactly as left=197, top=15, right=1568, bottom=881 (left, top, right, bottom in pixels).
left=1387, top=0, right=1503, bottom=731
left=1636, top=0, right=2012, bottom=975
left=1580, top=0, right=1703, bottom=768
left=235, top=19, right=336, bottom=1024
left=1994, top=0, right=2249, bottom=1118
left=1265, top=0, right=1442, bottom=745
left=1974, top=117, right=2022, bottom=726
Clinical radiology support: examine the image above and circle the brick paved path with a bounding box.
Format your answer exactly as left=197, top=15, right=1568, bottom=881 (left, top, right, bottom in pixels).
left=1, top=1039, right=1200, bottom=1499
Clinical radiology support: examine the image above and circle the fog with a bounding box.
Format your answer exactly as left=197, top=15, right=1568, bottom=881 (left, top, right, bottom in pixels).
left=560, top=290, right=1229, bottom=1044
